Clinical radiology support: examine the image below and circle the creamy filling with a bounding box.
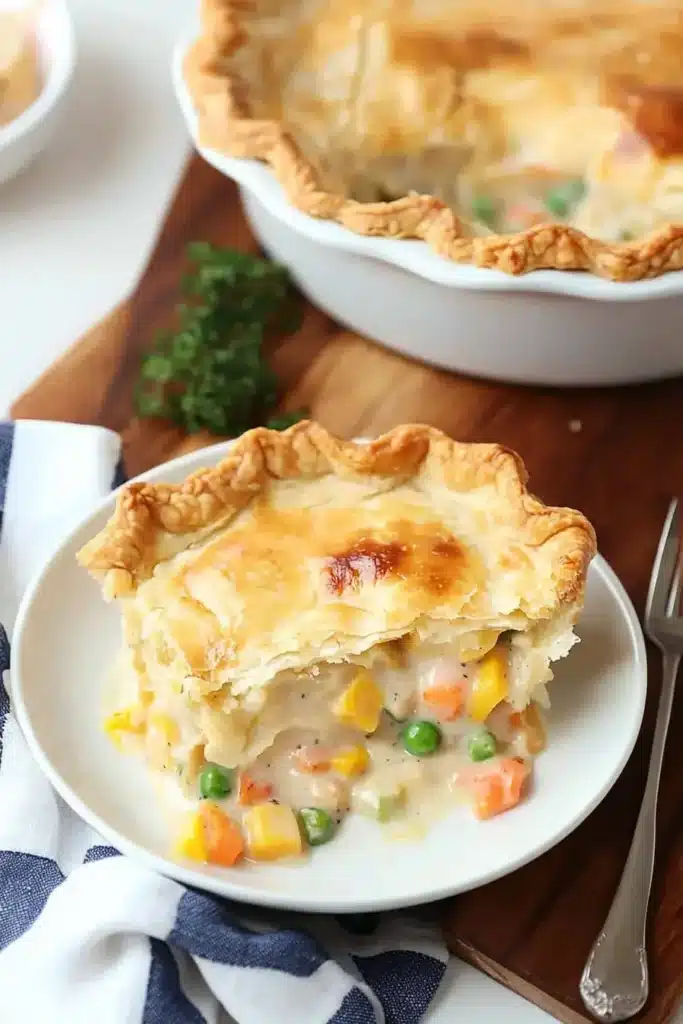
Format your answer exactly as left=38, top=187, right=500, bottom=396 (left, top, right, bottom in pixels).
left=356, top=130, right=677, bottom=244
left=322, top=56, right=678, bottom=244
left=106, top=628, right=567, bottom=866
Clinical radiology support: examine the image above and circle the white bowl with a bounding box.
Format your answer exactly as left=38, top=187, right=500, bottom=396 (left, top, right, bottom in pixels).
left=172, top=42, right=683, bottom=388
left=0, top=0, right=75, bottom=187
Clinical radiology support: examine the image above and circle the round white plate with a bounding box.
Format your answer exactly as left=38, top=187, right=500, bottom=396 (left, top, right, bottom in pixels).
left=12, top=442, right=647, bottom=913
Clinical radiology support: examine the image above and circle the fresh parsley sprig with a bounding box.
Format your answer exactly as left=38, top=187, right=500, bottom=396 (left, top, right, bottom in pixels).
left=135, top=242, right=305, bottom=435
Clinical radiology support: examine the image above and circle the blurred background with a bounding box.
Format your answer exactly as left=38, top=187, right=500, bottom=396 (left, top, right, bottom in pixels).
left=0, top=0, right=186, bottom=411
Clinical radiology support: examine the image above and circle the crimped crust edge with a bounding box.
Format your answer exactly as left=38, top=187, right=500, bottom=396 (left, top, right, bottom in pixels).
left=77, top=421, right=597, bottom=615
left=182, top=0, right=683, bottom=282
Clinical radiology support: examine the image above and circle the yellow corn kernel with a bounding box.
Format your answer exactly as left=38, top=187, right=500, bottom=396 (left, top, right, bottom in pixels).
left=460, top=630, right=500, bottom=663
left=243, top=803, right=303, bottom=861
left=469, top=646, right=508, bottom=722
left=333, top=671, right=383, bottom=734
left=175, top=812, right=208, bottom=862
left=103, top=708, right=145, bottom=749
left=331, top=745, right=370, bottom=777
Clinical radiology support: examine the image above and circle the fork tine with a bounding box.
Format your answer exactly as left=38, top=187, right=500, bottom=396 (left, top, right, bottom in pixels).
left=646, top=498, right=680, bottom=622
left=666, top=557, right=682, bottom=618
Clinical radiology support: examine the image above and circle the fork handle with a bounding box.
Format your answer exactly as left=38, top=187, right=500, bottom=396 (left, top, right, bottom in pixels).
left=580, top=651, right=681, bottom=1021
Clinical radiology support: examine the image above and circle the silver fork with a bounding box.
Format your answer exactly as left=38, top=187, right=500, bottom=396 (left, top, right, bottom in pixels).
left=580, top=498, right=682, bottom=1021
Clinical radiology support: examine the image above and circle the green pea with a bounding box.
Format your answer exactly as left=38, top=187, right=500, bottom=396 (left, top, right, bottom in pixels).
left=619, top=229, right=634, bottom=242
left=199, top=763, right=235, bottom=800
left=564, top=177, right=586, bottom=202
left=471, top=194, right=498, bottom=229
left=401, top=720, right=442, bottom=757
left=544, top=178, right=586, bottom=219
left=299, top=807, right=335, bottom=846
left=468, top=729, right=497, bottom=762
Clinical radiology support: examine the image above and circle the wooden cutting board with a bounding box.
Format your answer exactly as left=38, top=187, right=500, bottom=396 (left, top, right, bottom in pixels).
left=12, top=153, right=683, bottom=1024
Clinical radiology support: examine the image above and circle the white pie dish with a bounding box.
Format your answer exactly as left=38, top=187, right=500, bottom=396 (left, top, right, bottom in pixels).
left=12, top=439, right=647, bottom=913
left=0, top=0, right=75, bottom=187
left=172, top=40, right=683, bottom=388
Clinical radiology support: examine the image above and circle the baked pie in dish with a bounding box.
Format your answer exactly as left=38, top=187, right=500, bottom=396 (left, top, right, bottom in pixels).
left=185, top=0, right=683, bottom=280
left=78, top=423, right=596, bottom=867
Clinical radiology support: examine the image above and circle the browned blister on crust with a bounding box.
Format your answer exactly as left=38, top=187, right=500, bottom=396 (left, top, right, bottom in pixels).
left=182, top=0, right=683, bottom=280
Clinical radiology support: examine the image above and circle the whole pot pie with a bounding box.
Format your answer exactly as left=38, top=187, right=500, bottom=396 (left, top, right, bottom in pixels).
left=78, top=423, right=596, bottom=867
left=185, top=0, right=683, bottom=280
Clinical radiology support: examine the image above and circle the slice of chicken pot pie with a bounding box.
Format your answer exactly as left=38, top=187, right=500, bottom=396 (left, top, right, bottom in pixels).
left=78, top=423, right=596, bottom=866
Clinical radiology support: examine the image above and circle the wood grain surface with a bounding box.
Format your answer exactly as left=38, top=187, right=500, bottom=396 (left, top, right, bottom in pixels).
left=12, top=154, right=683, bottom=1023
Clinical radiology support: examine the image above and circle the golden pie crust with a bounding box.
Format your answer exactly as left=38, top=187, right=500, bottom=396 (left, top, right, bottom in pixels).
left=184, top=0, right=683, bottom=280
left=78, top=423, right=596, bottom=706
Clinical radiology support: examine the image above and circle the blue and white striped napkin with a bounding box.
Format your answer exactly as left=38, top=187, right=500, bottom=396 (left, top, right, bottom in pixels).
left=0, top=420, right=449, bottom=1024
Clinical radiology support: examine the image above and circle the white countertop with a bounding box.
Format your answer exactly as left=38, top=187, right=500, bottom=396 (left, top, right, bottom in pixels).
left=0, top=0, right=189, bottom=412
left=0, top=2, right=558, bottom=1021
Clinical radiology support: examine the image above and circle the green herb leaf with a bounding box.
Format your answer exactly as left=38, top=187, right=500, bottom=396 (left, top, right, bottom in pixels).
left=135, top=243, right=306, bottom=435
left=266, top=411, right=308, bottom=431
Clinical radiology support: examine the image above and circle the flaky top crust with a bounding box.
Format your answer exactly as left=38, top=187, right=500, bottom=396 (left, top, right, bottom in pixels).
left=184, top=0, right=683, bottom=280
left=78, top=421, right=596, bottom=619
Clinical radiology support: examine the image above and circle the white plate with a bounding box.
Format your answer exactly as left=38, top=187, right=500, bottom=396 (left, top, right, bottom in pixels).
left=12, top=442, right=647, bottom=913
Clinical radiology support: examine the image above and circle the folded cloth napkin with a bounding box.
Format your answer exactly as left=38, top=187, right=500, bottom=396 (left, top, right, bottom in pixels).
left=0, top=420, right=449, bottom=1024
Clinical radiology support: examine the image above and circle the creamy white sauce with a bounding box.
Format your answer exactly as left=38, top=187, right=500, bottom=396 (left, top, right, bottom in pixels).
left=192, top=651, right=536, bottom=836
left=108, top=638, right=546, bottom=860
